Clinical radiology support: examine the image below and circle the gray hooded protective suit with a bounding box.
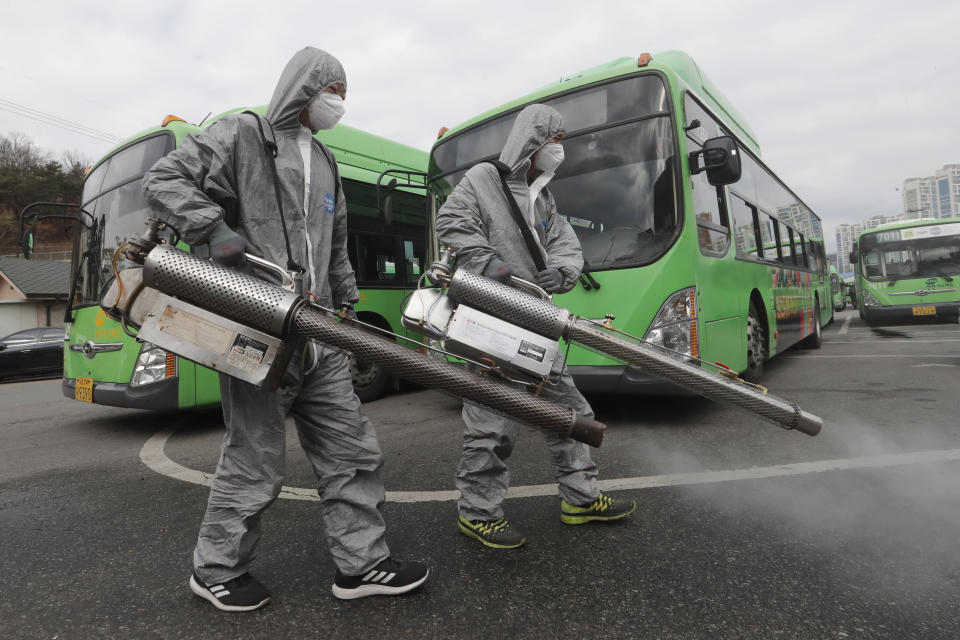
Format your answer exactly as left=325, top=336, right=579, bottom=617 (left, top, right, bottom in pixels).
left=435, top=104, right=599, bottom=521
left=143, top=47, right=389, bottom=583
left=435, top=104, right=583, bottom=289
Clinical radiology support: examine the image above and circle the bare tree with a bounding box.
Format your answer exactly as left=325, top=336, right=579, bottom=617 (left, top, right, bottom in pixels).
left=60, top=149, right=91, bottom=181
left=0, top=132, right=49, bottom=176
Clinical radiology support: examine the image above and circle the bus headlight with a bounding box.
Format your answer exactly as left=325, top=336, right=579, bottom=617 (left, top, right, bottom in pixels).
left=643, top=287, right=699, bottom=359
left=861, top=288, right=881, bottom=308
left=131, top=342, right=177, bottom=386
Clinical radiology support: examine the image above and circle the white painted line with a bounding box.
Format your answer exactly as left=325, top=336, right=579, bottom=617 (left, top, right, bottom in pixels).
left=838, top=316, right=852, bottom=335
left=783, top=354, right=960, bottom=358
left=913, top=363, right=957, bottom=368
left=139, top=429, right=960, bottom=503
left=827, top=339, right=960, bottom=344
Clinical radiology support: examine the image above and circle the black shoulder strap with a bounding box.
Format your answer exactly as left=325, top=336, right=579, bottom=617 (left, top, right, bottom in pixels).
left=489, top=160, right=547, bottom=272
left=242, top=111, right=302, bottom=273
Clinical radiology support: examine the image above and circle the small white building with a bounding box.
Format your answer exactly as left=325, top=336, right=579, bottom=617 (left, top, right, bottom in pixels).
left=0, top=257, right=70, bottom=338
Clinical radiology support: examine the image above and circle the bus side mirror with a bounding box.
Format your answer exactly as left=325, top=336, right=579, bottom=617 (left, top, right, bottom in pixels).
left=381, top=178, right=398, bottom=225
left=689, top=136, right=741, bottom=186
left=848, top=250, right=858, bottom=265
left=20, top=232, right=34, bottom=259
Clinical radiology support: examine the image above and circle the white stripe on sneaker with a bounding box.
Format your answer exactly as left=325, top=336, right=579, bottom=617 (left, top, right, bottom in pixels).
left=370, top=571, right=387, bottom=583
left=363, top=570, right=379, bottom=581
left=213, top=590, right=231, bottom=598
left=379, top=572, right=396, bottom=583
left=210, top=585, right=225, bottom=592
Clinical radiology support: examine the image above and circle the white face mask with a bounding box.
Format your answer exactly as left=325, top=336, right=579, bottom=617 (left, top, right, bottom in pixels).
left=306, top=92, right=345, bottom=132
left=533, top=142, right=564, bottom=174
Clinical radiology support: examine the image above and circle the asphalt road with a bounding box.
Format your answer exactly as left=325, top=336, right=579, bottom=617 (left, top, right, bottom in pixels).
left=2, top=309, right=960, bottom=639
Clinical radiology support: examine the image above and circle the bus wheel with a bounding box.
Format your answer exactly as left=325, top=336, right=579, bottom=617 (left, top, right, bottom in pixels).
left=744, top=301, right=766, bottom=382
left=350, top=356, right=391, bottom=403
left=801, top=299, right=824, bottom=349
left=348, top=314, right=394, bottom=402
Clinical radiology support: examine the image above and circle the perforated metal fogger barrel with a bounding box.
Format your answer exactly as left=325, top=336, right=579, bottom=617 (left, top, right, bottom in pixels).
left=568, top=319, right=821, bottom=436
left=139, top=245, right=604, bottom=446
left=444, top=268, right=822, bottom=436
left=143, top=244, right=303, bottom=336
left=448, top=270, right=570, bottom=340
left=292, top=309, right=603, bottom=446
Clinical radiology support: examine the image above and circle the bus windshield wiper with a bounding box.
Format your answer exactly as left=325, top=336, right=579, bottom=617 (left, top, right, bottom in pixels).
left=579, top=260, right=601, bottom=291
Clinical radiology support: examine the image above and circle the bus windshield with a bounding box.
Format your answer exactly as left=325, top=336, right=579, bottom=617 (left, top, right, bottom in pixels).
left=429, top=74, right=679, bottom=270
left=860, top=222, right=960, bottom=282
left=72, top=132, right=175, bottom=306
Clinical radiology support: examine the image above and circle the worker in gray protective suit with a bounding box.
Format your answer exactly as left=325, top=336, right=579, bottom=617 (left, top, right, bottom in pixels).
left=436, top=104, right=636, bottom=549
left=143, top=47, right=428, bottom=611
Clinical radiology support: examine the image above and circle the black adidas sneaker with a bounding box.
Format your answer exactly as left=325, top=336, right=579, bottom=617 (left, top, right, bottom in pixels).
left=189, top=572, right=271, bottom=612
left=331, top=557, right=429, bottom=600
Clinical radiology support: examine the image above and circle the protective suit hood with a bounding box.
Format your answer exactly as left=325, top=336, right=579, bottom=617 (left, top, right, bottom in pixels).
left=498, top=104, right=565, bottom=175
left=266, top=47, right=346, bottom=131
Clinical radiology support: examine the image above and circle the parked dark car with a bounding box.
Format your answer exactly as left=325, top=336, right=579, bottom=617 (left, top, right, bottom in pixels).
left=0, top=326, right=65, bottom=381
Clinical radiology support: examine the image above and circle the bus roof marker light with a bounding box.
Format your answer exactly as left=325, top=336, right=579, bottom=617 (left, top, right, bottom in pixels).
left=162, top=115, right=186, bottom=127
left=637, top=53, right=653, bottom=67
left=437, top=127, right=449, bottom=139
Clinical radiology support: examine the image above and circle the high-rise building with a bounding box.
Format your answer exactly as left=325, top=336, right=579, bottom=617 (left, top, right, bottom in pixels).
left=835, top=223, right=862, bottom=273
left=903, top=164, right=960, bottom=220
left=863, top=214, right=899, bottom=229
left=934, top=164, right=960, bottom=219
left=777, top=202, right=824, bottom=240
left=902, top=176, right=936, bottom=219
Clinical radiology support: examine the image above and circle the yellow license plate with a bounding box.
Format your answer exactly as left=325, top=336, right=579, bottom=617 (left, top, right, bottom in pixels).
left=912, top=305, right=936, bottom=316
left=75, top=377, right=93, bottom=402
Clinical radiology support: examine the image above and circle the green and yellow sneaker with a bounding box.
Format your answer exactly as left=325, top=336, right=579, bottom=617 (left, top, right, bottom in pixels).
left=458, top=515, right=527, bottom=549
left=560, top=493, right=636, bottom=525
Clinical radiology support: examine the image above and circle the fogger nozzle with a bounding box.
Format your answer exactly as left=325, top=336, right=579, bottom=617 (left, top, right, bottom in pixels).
left=136, top=244, right=605, bottom=446
left=442, top=267, right=823, bottom=437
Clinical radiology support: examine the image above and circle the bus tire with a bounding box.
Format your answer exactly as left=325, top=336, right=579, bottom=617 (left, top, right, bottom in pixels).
left=348, top=314, right=394, bottom=403
left=801, top=298, right=824, bottom=349
left=744, top=300, right=767, bottom=382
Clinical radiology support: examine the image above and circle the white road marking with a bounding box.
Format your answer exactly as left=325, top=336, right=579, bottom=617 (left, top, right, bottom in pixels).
left=784, top=354, right=959, bottom=358
left=838, top=317, right=852, bottom=335
left=139, top=428, right=960, bottom=503
left=825, top=339, right=960, bottom=344
left=913, top=363, right=957, bottom=368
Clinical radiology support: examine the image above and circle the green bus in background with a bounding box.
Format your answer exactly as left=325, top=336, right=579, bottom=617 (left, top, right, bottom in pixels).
left=829, top=264, right=847, bottom=312
left=427, top=50, right=829, bottom=389
left=54, top=113, right=427, bottom=410
left=849, top=218, right=960, bottom=325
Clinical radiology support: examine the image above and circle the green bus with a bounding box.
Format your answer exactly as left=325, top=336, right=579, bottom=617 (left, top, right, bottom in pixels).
left=849, top=218, right=960, bottom=325
left=829, top=264, right=847, bottom=312
left=53, top=113, right=427, bottom=410
left=427, top=51, right=829, bottom=389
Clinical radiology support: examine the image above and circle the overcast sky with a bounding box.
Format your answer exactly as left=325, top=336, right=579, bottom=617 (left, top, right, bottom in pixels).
left=1, top=0, right=957, bottom=253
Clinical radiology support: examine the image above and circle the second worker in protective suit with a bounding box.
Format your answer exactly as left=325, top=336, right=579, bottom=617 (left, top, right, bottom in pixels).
left=143, top=47, right=428, bottom=611
left=436, top=104, right=636, bottom=549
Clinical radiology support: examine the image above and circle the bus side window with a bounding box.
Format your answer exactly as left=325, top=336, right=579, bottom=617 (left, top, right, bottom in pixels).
left=730, top=194, right=759, bottom=259
left=352, top=233, right=399, bottom=285
left=691, top=159, right=729, bottom=256
left=798, top=233, right=809, bottom=269
left=403, top=238, right=424, bottom=281
left=769, top=217, right=785, bottom=263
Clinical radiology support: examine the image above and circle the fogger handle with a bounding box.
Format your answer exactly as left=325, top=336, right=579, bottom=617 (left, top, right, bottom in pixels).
left=508, top=276, right=551, bottom=301
left=245, top=254, right=299, bottom=292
